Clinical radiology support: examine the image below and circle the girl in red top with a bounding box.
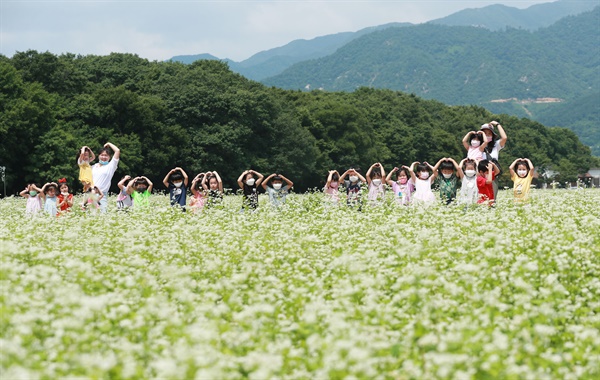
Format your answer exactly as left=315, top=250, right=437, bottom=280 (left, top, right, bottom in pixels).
left=57, top=178, right=74, bottom=215
left=476, top=160, right=500, bottom=206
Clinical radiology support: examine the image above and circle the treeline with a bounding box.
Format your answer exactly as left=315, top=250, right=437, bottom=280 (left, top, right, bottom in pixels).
left=0, top=51, right=597, bottom=196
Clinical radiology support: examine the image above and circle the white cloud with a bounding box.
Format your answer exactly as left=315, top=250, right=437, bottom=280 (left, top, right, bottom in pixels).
left=1, top=0, right=558, bottom=62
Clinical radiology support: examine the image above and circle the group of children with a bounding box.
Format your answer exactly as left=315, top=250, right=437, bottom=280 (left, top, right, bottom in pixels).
left=323, top=157, right=534, bottom=209
left=19, top=121, right=534, bottom=215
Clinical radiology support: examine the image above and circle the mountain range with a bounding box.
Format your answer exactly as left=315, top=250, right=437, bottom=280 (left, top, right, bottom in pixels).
left=168, top=0, right=600, bottom=155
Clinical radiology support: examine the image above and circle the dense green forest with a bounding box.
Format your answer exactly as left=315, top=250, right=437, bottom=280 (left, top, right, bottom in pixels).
left=263, top=8, right=600, bottom=155
left=1, top=51, right=597, bottom=196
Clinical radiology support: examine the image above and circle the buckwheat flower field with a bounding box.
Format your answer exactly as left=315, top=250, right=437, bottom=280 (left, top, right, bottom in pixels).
left=1, top=189, right=599, bottom=379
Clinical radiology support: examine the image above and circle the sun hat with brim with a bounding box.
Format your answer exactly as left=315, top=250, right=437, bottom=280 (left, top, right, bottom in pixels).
left=480, top=123, right=497, bottom=137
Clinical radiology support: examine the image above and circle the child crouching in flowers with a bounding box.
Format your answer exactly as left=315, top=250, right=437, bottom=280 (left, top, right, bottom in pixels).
left=386, top=166, right=414, bottom=205
left=510, top=158, right=535, bottom=203
left=81, top=186, right=104, bottom=212
left=20, top=183, right=43, bottom=215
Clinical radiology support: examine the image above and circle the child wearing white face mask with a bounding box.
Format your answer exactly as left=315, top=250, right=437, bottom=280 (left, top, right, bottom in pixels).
left=434, top=157, right=463, bottom=205
left=409, top=161, right=437, bottom=204
left=262, top=173, right=294, bottom=207
left=386, top=166, right=414, bottom=205
left=237, top=169, right=264, bottom=210
left=462, top=131, right=488, bottom=161
left=163, top=167, right=189, bottom=211
left=458, top=159, right=479, bottom=205
left=324, top=170, right=341, bottom=204
left=509, top=158, right=534, bottom=203
left=366, top=163, right=386, bottom=206
left=203, top=171, right=224, bottom=208
left=339, top=168, right=366, bottom=208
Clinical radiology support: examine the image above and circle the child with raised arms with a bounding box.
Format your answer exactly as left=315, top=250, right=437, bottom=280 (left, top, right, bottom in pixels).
left=409, top=161, right=437, bottom=204
left=127, top=176, right=153, bottom=208
left=461, top=131, right=487, bottom=161
left=324, top=170, right=341, bottom=204
left=190, top=173, right=206, bottom=213
left=477, top=159, right=500, bottom=206
left=20, top=183, right=43, bottom=215
left=434, top=157, right=463, bottom=205
left=262, top=173, right=293, bottom=207
left=40, top=182, right=59, bottom=217
left=366, top=163, right=386, bottom=206
left=510, top=158, right=535, bottom=203
left=238, top=169, right=264, bottom=210
left=116, top=175, right=133, bottom=210
left=77, top=146, right=95, bottom=192
left=339, top=168, right=366, bottom=208
left=386, top=166, right=414, bottom=205
left=458, top=159, right=479, bottom=205
left=203, top=171, right=224, bottom=208
left=163, top=167, right=189, bottom=211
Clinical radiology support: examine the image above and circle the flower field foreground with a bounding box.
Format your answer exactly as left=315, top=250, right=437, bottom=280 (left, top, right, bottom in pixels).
left=1, top=190, right=599, bottom=379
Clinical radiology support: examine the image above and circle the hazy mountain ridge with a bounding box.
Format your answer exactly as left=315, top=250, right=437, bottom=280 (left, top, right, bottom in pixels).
left=429, top=0, right=597, bottom=30
left=263, top=7, right=600, bottom=154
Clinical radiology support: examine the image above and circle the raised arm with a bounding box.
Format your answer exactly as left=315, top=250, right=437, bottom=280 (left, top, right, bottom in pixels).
left=253, top=170, right=265, bottom=187
left=386, top=167, right=398, bottom=186
left=163, top=169, right=175, bottom=188
left=366, top=163, right=376, bottom=185
left=191, top=175, right=202, bottom=196
left=462, top=132, right=472, bottom=150
left=491, top=162, right=500, bottom=177
left=237, top=170, right=248, bottom=189
left=339, top=169, right=351, bottom=182
left=408, top=163, right=418, bottom=183
left=143, top=176, right=153, bottom=193
left=525, top=158, right=534, bottom=175
left=118, top=175, right=131, bottom=190
left=104, top=142, right=120, bottom=160
left=326, top=170, right=334, bottom=188
left=126, top=177, right=138, bottom=195
left=491, top=121, right=507, bottom=148
left=212, top=171, right=223, bottom=192
left=448, top=157, right=463, bottom=179
left=280, top=174, right=294, bottom=189
left=429, top=160, right=442, bottom=182
left=179, top=167, right=189, bottom=187
left=19, top=185, right=30, bottom=198
left=201, top=173, right=209, bottom=191
left=379, top=163, right=386, bottom=181
left=485, top=163, right=494, bottom=184
left=509, top=158, right=519, bottom=177
left=261, top=173, right=276, bottom=190
left=478, top=131, right=489, bottom=152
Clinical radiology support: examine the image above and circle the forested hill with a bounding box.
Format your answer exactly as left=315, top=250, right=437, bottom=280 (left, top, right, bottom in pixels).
left=263, top=7, right=600, bottom=154
left=1, top=53, right=597, bottom=196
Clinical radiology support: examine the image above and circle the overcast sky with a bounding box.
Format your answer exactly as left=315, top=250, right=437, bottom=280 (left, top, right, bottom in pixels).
left=2, top=0, right=559, bottom=62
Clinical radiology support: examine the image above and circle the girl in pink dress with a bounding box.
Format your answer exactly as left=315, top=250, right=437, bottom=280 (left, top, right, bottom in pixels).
left=324, top=170, right=341, bottom=204
left=386, top=166, right=414, bottom=205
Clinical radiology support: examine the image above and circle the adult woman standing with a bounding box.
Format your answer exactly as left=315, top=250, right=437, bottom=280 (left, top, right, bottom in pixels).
left=91, top=142, right=120, bottom=212
left=480, top=121, right=507, bottom=200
